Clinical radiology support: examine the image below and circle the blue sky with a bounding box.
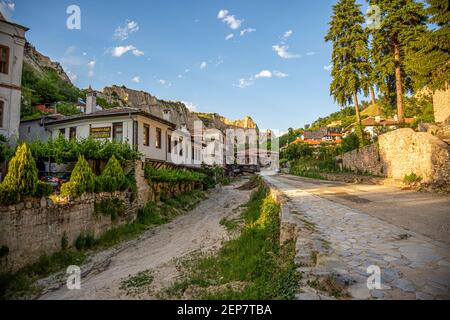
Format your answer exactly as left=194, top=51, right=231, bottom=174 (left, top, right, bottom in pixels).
left=4, top=0, right=371, bottom=133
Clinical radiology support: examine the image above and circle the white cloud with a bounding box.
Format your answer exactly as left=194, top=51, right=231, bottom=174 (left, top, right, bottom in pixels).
left=282, top=30, right=293, bottom=40
left=234, top=78, right=254, bottom=88
left=225, top=33, right=234, bottom=40
left=240, top=28, right=256, bottom=36
left=87, top=60, right=96, bottom=68
left=217, top=10, right=228, bottom=19
left=159, top=79, right=166, bottom=85
left=235, top=69, right=288, bottom=88
left=177, top=74, right=184, bottom=79
left=185, top=68, right=190, bottom=73
left=110, top=45, right=144, bottom=57
left=200, top=61, right=207, bottom=69
left=182, top=101, right=197, bottom=112
left=273, top=70, right=288, bottom=78
left=132, top=76, right=140, bottom=83
left=158, top=79, right=172, bottom=87
left=114, top=20, right=139, bottom=40
left=255, top=70, right=272, bottom=79
left=323, top=64, right=332, bottom=71
left=217, top=9, right=242, bottom=30
left=272, top=45, right=300, bottom=59
left=67, top=71, right=78, bottom=82
left=0, top=1, right=15, bottom=19
left=87, top=70, right=95, bottom=77
left=306, top=51, right=316, bottom=56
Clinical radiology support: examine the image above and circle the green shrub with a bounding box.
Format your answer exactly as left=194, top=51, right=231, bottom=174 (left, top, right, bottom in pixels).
left=94, top=198, right=126, bottom=221
left=403, top=173, right=423, bottom=184
left=75, top=232, right=96, bottom=251
left=0, top=143, right=39, bottom=204
left=144, top=166, right=205, bottom=184
left=137, top=202, right=163, bottom=225
left=60, top=155, right=95, bottom=197
left=96, top=155, right=128, bottom=192
left=61, top=232, right=68, bottom=251
left=35, top=181, right=54, bottom=198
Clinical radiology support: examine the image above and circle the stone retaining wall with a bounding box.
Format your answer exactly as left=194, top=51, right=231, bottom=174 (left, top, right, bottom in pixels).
left=337, top=128, right=450, bottom=186
left=0, top=192, right=138, bottom=273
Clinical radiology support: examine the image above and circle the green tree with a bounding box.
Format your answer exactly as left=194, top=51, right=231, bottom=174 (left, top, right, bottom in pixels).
left=325, top=0, right=372, bottom=128
left=370, top=0, right=427, bottom=123
left=0, top=144, right=39, bottom=203
left=405, top=0, right=449, bottom=91
left=60, top=155, right=95, bottom=197
left=96, top=155, right=128, bottom=192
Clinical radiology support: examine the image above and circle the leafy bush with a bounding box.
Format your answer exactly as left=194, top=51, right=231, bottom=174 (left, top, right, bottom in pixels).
left=74, top=233, right=96, bottom=251
left=35, top=181, right=54, bottom=198
left=94, top=198, right=126, bottom=221
left=284, top=142, right=313, bottom=161
left=199, top=164, right=225, bottom=189
left=29, top=136, right=141, bottom=164
left=60, top=155, right=95, bottom=197
left=96, top=155, right=128, bottom=192
left=340, top=133, right=360, bottom=153
left=403, top=173, right=423, bottom=184
left=0, top=144, right=39, bottom=204
left=137, top=202, right=163, bottom=225
left=144, top=166, right=205, bottom=184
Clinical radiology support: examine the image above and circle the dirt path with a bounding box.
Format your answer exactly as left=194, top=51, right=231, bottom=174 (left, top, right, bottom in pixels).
left=39, top=179, right=252, bottom=300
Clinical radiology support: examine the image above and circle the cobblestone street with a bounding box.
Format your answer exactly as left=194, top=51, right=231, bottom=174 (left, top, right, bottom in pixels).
left=264, top=174, right=450, bottom=300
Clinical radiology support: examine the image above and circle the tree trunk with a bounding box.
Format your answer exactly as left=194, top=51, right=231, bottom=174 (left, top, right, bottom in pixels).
left=394, top=40, right=405, bottom=123
left=353, top=92, right=361, bottom=124
left=370, top=86, right=380, bottom=115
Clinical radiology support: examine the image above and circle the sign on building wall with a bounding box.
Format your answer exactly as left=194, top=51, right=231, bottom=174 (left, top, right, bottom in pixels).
left=90, top=127, right=111, bottom=139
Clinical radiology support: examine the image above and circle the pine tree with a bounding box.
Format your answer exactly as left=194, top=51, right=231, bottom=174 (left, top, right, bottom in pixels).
left=1, top=144, right=39, bottom=200
left=325, top=0, right=371, bottom=143
left=370, top=0, right=427, bottom=122
left=60, top=155, right=95, bottom=197
left=97, top=155, right=128, bottom=192
left=405, top=0, right=449, bottom=91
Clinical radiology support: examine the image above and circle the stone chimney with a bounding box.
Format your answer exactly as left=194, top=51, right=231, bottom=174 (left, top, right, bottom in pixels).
left=163, top=109, right=171, bottom=122
left=86, top=85, right=97, bottom=114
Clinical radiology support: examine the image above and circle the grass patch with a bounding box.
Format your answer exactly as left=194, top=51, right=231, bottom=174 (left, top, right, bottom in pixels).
left=120, top=269, right=154, bottom=296
left=164, top=177, right=300, bottom=300
left=0, top=189, right=207, bottom=300
left=0, top=249, right=86, bottom=300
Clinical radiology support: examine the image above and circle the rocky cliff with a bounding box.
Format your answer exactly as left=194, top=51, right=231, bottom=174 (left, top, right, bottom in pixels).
left=23, top=43, right=72, bottom=83
left=98, top=85, right=258, bottom=132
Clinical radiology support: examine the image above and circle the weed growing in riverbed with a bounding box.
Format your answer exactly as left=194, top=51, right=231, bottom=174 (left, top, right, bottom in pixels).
left=120, top=269, right=154, bottom=297
left=164, top=177, right=300, bottom=300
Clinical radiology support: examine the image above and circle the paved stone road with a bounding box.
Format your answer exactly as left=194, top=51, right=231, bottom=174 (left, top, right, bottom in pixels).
left=264, top=174, right=450, bottom=300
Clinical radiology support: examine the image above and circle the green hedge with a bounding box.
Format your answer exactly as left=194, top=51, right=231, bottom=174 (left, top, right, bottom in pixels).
left=144, top=166, right=205, bottom=184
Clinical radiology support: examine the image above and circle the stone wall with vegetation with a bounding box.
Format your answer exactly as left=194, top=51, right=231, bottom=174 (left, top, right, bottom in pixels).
left=0, top=192, right=137, bottom=273
left=337, top=128, right=450, bottom=185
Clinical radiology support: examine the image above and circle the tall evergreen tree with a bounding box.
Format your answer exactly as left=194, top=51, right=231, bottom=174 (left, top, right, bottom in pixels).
left=0, top=144, right=39, bottom=202
left=325, top=0, right=371, bottom=140
left=370, top=0, right=427, bottom=123
left=405, top=0, right=449, bottom=91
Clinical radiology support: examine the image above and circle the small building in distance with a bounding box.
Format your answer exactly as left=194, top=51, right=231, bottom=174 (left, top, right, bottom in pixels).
left=344, top=116, right=415, bottom=139
left=289, top=127, right=343, bottom=146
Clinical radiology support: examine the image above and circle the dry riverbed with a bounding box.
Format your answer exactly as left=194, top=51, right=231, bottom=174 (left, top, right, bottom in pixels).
left=38, top=178, right=253, bottom=300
